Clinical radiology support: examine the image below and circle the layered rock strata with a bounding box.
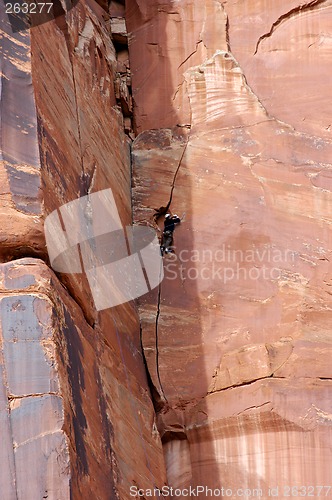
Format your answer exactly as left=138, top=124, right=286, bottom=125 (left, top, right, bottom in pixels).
left=128, top=0, right=332, bottom=494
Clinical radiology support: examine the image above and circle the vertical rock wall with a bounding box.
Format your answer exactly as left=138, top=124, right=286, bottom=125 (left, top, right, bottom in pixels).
left=2, top=0, right=332, bottom=497
left=128, top=0, right=332, bottom=494
left=0, top=2, right=44, bottom=259
left=1, top=0, right=167, bottom=498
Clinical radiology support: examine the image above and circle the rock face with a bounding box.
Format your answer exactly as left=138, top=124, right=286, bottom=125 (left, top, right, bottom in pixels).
left=1, top=0, right=166, bottom=498
left=128, top=0, right=332, bottom=494
left=2, top=0, right=332, bottom=497
left=0, top=257, right=166, bottom=499
left=0, top=260, right=70, bottom=500
left=0, top=3, right=44, bottom=260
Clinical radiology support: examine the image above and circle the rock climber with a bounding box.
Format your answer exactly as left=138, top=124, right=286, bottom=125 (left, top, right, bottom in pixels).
left=160, top=213, right=181, bottom=255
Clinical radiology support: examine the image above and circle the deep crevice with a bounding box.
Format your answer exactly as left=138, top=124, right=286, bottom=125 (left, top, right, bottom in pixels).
left=139, top=321, right=165, bottom=411
left=225, top=11, right=231, bottom=52
left=155, top=281, right=167, bottom=403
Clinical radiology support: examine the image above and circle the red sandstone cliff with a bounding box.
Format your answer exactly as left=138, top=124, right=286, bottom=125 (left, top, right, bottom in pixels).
left=1, top=0, right=332, bottom=498
left=1, top=1, right=165, bottom=497
left=129, top=0, right=332, bottom=494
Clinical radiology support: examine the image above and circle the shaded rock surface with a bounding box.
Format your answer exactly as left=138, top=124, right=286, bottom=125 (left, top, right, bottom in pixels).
left=0, top=258, right=166, bottom=499
left=0, top=3, right=44, bottom=260
left=1, top=0, right=167, bottom=498
left=31, top=0, right=167, bottom=496
left=0, top=260, right=70, bottom=500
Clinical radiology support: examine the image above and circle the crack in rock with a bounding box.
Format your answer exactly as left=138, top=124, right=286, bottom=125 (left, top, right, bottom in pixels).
left=236, top=401, right=273, bottom=416
left=254, top=0, right=331, bottom=55
left=155, top=281, right=167, bottom=403
left=178, top=40, right=203, bottom=70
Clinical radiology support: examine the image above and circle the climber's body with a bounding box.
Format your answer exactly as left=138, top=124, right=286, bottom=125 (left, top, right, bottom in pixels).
left=164, top=214, right=181, bottom=232
left=160, top=214, right=181, bottom=255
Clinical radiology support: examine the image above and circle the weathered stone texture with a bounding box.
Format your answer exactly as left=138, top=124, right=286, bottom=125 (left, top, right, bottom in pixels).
left=0, top=260, right=70, bottom=499
left=0, top=257, right=167, bottom=499
left=2, top=0, right=332, bottom=496
left=30, top=1, right=166, bottom=495
left=1, top=0, right=167, bottom=497
left=129, top=0, right=332, bottom=494
left=0, top=4, right=45, bottom=260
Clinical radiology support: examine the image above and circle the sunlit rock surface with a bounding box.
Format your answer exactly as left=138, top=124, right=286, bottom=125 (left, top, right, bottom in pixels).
left=129, top=0, right=332, bottom=494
